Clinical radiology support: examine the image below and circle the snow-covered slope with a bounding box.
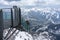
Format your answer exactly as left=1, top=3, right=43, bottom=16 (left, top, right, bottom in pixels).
left=15, top=31, right=33, bottom=40
left=3, top=8, right=60, bottom=40
left=22, top=8, right=60, bottom=25
left=21, top=8, right=60, bottom=40
left=15, top=31, right=56, bottom=40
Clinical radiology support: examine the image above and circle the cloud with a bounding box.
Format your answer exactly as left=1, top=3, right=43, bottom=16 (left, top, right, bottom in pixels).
left=0, top=0, right=60, bottom=8
left=0, top=0, right=35, bottom=6
left=5, top=0, right=20, bottom=2
left=0, top=0, right=9, bottom=5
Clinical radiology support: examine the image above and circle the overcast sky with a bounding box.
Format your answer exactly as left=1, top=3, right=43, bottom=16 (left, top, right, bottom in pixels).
left=0, top=0, right=60, bottom=8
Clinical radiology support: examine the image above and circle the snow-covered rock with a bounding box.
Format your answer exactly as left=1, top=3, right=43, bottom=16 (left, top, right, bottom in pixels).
left=15, top=31, right=33, bottom=40
left=32, top=31, right=56, bottom=40
left=22, top=8, right=60, bottom=25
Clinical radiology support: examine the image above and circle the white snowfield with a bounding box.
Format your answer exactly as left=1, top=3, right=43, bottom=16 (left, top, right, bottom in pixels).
left=15, top=31, right=33, bottom=40
left=4, top=29, right=56, bottom=40
left=15, top=31, right=56, bottom=40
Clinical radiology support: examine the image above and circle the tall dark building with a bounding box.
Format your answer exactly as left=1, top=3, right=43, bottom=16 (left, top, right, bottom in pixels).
left=13, top=6, right=20, bottom=27
left=0, top=9, right=3, bottom=40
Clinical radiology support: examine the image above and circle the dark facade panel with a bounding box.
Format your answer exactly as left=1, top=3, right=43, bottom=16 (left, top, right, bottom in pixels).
left=0, top=9, right=3, bottom=40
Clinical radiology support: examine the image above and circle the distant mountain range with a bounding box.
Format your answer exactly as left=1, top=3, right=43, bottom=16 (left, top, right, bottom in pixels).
left=22, top=8, right=60, bottom=25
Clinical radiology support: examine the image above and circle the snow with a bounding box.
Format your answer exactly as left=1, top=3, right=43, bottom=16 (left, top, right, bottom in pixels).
left=14, top=31, right=56, bottom=40
left=15, top=31, right=33, bottom=40
left=4, top=29, right=56, bottom=40
left=22, top=8, right=60, bottom=25
left=3, top=8, right=60, bottom=40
